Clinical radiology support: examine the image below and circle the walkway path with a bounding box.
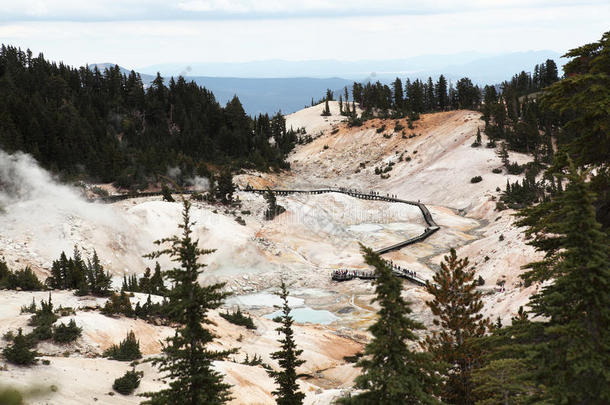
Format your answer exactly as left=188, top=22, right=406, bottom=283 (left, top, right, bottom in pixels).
left=97, top=187, right=439, bottom=286
left=241, top=187, right=438, bottom=286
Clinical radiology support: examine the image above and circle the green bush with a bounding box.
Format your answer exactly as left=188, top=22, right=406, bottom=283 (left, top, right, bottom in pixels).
left=102, top=292, right=133, bottom=317
left=113, top=369, right=143, bottom=395
left=104, top=331, right=142, bottom=361
left=507, top=162, right=524, bottom=175
left=0, top=266, right=44, bottom=291
left=52, top=320, right=82, bottom=343
left=220, top=308, right=256, bottom=330
left=492, top=168, right=503, bottom=174
left=20, top=299, right=37, bottom=314
left=470, top=176, right=483, bottom=183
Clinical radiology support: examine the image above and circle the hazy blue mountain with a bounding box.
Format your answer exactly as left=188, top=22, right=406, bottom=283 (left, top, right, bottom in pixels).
left=137, top=51, right=563, bottom=81
left=186, top=76, right=353, bottom=116
left=91, top=50, right=565, bottom=115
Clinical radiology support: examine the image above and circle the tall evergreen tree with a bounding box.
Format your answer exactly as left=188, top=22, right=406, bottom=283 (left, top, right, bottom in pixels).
left=142, top=200, right=234, bottom=405
left=436, top=75, right=448, bottom=111
left=267, top=280, right=305, bottom=405
left=392, top=77, right=404, bottom=112
left=515, top=164, right=610, bottom=404
left=425, top=249, right=489, bottom=405
left=340, top=246, right=440, bottom=405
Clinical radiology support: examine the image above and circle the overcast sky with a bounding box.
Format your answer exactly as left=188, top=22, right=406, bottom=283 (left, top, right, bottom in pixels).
left=0, top=0, right=607, bottom=69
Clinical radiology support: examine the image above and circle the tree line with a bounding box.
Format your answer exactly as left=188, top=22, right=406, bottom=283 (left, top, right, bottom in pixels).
left=0, top=45, right=298, bottom=189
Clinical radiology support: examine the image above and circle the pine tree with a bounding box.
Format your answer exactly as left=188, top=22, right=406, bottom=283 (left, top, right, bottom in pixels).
left=86, top=250, right=112, bottom=296
left=392, top=77, right=404, bottom=112
left=150, top=262, right=167, bottom=295
left=424, top=249, right=489, bottom=405
left=497, top=142, right=510, bottom=167
left=340, top=246, right=440, bottom=404
left=436, top=75, right=448, bottom=111
left=3, top=328, right=38, bottom=365
left=142, top=200, right=234, bottom=405
left=321, top=99, right=331, bottom=117
left=267, top=280, right=305, bottom=405
left=516, top=164, right=610, bottom=403
left=264, top=189, right=286, bottom=220
left=215, top=169, right=235, bottom=205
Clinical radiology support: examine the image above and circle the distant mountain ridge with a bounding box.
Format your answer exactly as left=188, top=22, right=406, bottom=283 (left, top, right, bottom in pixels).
left=91, top=50, right=565, bottom=115
left=136, top=50, right=563, bottom=80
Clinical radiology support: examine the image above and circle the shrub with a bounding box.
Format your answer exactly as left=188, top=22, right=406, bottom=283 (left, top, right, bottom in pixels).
left=52, top=319, right=82, bottom=343
left=20, top=298, right=37, bottom=314
left=394, top=122, right=404, bottom=132
left=28, top=294, right=58, bottom=342
left=104, top=331, right=142, bottom=361
left=376, top=125, right=386, bottom=134
left=506, top=162, right=524, bottom=175
left=477, top=276, right=485, bottom=286
left=348, top=115, right=363, bottom=127
left=492, top=168, right=503, bottom=174
left=323, top=145, right=329, bottom=150
left=499, top=234, right=504, bottom=241
left=220, top=308, right=256, bottom=330
left=161, top=185, right=175, bottom=202
left=470, top=176, right=483, bottom=183
left=3, top=329, right=37, bottom=365
left=113, top=369, right=143, bottom=395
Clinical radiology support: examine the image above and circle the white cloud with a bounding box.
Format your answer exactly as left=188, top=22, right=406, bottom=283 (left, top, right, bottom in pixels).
left=0, top=3, right=607, bottom=67
left=0, top=0, right=607, bottom=20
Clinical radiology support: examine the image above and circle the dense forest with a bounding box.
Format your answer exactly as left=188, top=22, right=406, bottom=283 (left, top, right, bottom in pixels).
left=0, top=45, right=297, bottom=188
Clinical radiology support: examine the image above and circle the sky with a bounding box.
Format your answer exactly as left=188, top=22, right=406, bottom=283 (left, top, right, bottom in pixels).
left=0, top=0, right=608, bottom=69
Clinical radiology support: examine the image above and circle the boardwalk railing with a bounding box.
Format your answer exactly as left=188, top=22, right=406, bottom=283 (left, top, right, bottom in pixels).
left=96, top=186, right=439, bottom=286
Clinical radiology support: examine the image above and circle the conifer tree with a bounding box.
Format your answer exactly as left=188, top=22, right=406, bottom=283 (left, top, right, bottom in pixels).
left=436, top=75, right=448, bottom=111
left=142, top=200, right=233, bottom=405
left=424, top=248, right=489, bottom=405
left=267, top=280, right=305, bottom=405
left=86, top=250, right=112, bottom=296
left=215, top=169, right=235, bottom=205
left=515, top=164, right=610, bottom=403
left=321, top=99, right=331, bottom=117
left=3, top=328, right=38, bottom=365
left=497, top=142, right=510, bottom=167
left=341, top=246, right=440, bottom=405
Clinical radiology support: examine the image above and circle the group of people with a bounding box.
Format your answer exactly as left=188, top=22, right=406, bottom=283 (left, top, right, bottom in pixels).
left=384, top=259, right=418, bottom=279
left=335, top=187, right=399, bottom=200
left=332, top=269, right=357, bottom=279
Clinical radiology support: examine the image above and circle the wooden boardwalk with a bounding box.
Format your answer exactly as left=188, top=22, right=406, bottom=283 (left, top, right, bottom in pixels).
left=242, top=187, right=438, bottom=286
left=97, top=186, right=439, bottom=286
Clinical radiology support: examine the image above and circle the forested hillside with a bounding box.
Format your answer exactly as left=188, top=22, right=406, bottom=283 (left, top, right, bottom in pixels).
left=0, top=46, right=297, bottom=188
